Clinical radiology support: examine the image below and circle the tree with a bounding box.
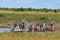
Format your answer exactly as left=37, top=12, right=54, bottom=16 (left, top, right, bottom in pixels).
left=27, top=8, right=32, bottom=11
left=54, top=9, right=57, bottom=13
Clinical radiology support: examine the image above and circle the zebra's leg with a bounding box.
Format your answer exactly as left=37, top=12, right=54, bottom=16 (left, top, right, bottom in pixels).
left=51, top=25, right=54, bottom=31
left=43, top=27, right=45, bottom=31
left=40, top=27, right=42, bottom=31
left=43, top=26, right=46, bottom=31
left=26, top=28, right=29, bottom=32
left=43, top=23, right=46, bottom=31
left=32, top=25, right=35, bottom=32
left=39, top=26, right=40, bottom=31
left=37, top=26, right=40, bottom=31
left=25, top=26, right=29, bottom=32
left=40, top=27, right=41, bottom=31
left=41, top=27, right=43, bottom=31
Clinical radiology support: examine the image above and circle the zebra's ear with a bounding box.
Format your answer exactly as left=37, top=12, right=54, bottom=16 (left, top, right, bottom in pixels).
left=22, top=18, right=26, bottom=21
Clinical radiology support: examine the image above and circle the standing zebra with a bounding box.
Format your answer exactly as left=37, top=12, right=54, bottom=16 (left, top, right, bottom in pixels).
left=13, top=19, right=26, bottom=32
left=49, top=20, right=55, bottom=31
left=37, top=22, right=47, bottom=31
left=24, top=21, right=37, bottom=32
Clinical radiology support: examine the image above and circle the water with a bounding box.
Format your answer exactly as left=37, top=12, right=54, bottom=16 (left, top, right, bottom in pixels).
left=0, top=28, right=11, bottom=33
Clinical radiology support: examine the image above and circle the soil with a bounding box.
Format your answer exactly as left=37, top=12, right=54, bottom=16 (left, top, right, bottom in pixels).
left=54, top=23, right=60, bottom=32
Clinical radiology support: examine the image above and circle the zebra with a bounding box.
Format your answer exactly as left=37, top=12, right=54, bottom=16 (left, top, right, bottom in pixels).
left=13, top=19, right=26, bottom=32
left=49, top=20, right=55, bottom=31
left=36, top=22, right=48, bottom=31
left=23, top=21, right=37, bottom=32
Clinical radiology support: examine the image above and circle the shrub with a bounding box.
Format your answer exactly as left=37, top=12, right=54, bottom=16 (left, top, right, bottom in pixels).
left=0, top=14, right=5, bottom=17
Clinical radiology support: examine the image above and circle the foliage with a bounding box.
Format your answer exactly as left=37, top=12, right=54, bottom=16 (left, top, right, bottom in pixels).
left=0, top=7, right=60, bottom=12
left=0, top=14, right=5, bottom=17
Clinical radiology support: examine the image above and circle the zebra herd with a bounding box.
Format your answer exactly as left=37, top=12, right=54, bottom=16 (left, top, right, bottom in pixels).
left=11, top=19, right=55, bottom=32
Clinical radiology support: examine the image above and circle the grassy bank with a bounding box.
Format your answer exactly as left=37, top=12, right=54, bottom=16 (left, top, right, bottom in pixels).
left=0, top=32, right=60, bottom=40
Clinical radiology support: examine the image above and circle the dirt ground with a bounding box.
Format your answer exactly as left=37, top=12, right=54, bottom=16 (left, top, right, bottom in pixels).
left=54, top=23, right=60, bottom=32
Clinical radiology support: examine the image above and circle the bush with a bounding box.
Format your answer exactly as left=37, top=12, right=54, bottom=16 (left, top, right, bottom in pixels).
left=0, top=14, right=5, bottom=17
left=38, top=17, right=48, bottom=22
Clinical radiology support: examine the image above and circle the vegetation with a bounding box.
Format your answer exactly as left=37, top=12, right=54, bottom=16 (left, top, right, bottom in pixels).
left=0, top=7, right=60, bottom=12
left=0, top=13, right=60, bottom=24
left=0, top=32, right=60, bottom=40
left=0, top=7, right=60, bottom=40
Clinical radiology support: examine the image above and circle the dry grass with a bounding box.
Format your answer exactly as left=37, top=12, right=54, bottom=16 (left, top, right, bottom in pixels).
left=0, top=10, right=60, bottom=14
left=0, top=32, right=60, bottom=40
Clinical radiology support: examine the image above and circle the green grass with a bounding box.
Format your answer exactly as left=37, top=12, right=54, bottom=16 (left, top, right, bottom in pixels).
left=0, top=13, right=60, bottom=24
